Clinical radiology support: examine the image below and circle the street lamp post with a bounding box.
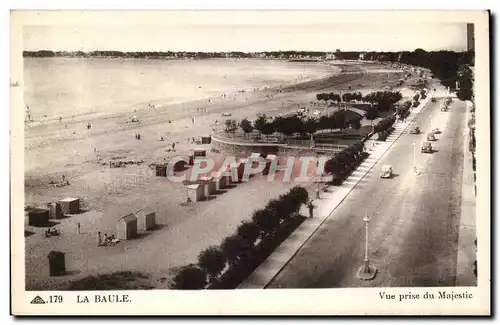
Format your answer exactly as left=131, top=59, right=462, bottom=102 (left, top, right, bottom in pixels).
left=363, top=215, right=370, bottom=273
left=356, top=214, right=377, bottom=280
left=412, top=142, right=416, bottom=170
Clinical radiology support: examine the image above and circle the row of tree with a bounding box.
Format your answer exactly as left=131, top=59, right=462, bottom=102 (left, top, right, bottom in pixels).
left=324, top=142, right=369, bottom=184
left=315, top=91, right=402, bottom=111
left=396, top=101, right=412, bottom=120
left=316, top=92, right=364, bottom=103
left=169, top=186, right=310, bottom=289
left=373, top=115, right=396, bottom=134
left=231, top=110, right=362, bottom=139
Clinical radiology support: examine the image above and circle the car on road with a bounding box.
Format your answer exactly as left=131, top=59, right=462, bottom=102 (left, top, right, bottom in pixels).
left=380, top=165, right=393, bottom=178
left=427, top=133, right=436, bottom=141
left=441, top=105, right=448, bottom=112
left=421, top=141, right=433, bottom=153
left=445, top=97, right=452, bottom=105
left=431, top=128, right=441, bottom=134
left=409, top=126, right=420, bottom=134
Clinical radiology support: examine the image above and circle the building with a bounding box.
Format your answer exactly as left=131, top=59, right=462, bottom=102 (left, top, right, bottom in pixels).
left=58, top=197, right=80, bottom=214
left=186, top=183, right=204, bottom=202
left=135, top=208, right=156, bottom=231
left=467, top=23, right=475, bottom=52
left=28, top=208, right=50, bottom=227
left=47, top=251, right=66, bottom=276
left=46, top=202, right=64, bottom=219
left=116, top=214, right=138, bottom=240
left=325, top=53, right=336, bottom=60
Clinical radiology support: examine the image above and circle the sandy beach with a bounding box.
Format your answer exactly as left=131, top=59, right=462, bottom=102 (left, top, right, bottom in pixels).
left=24, top=60, right=412, bottom=290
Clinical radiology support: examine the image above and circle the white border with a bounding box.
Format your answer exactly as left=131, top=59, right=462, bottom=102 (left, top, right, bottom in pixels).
left=6, top=6, right=493, bottom=318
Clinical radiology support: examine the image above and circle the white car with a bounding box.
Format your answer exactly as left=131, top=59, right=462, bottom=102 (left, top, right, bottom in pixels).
left=380, top=165, right=393, bottom=178
left=431, top=128, right=441, bottom=134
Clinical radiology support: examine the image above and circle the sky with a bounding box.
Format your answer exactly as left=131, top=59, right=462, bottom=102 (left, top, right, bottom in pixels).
left=21, top=14, right=469, bottom=52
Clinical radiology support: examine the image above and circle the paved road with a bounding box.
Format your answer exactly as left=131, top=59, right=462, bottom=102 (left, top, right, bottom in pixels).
left=268, top=98, right=466, bottom=288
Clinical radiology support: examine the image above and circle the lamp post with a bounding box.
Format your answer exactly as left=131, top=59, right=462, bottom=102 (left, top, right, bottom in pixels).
left=412, top=142, right=416, bottom=170
left=356, top=214, right=377, bottom=280
left=363, top=215, right=371, bottom=273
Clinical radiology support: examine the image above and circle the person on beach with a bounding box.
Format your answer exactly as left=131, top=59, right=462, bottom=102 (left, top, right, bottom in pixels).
left=104, top=233, right=108, bottom=246
left=77, top=222, right=81, bottom=234
left=138, top=134, right=141, bottom=140
left=59, top=117, right=62, bottom=123
left=172, top=142, right=176, bottom=151
left=98, top=232, right=102, bottom=246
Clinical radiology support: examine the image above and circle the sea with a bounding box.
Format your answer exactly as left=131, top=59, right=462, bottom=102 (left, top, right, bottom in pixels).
left=22, top=57, right=339, bottom=122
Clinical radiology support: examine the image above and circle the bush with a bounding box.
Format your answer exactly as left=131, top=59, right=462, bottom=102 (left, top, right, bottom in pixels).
left=198, top=246, right=226, bottom=282
left=169, top=264, right=207, bottom=289
left=252, top=209, right=280, bottom=237
left=221, top=234, right=254, bottom=266
left=374, top=116, right=396, bottom=133
left=324, top=141, right=368, bottom=184
left=236, top=221, right=260, bottom=244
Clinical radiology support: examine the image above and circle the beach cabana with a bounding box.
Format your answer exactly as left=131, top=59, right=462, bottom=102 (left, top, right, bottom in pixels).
left=186, top=184, right=204, bottom=202
left=199, top=176, right=216, bottom=197
left=47, top=251, right=66, bottom=276
left=213, top=172, right=230, bottom=191
left=135, top=207, right=156, bottom=231
left=58, top=197, right=80, bottom=214
left=193, top=148, right=207, bottom=157
left=155, top=164, right=167, bottom=177
left=201, top=136, right=212, bottom=144
left=46, top=202, right=64, bottom=219
left=116, top=213, right=138, bottom=240
left=28, top=208, right=50, bottom=227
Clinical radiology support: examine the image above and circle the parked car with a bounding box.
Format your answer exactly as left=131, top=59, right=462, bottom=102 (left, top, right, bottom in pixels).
left=441, top=105, right=448, bottom=112
left=380, top=165, right=393, bottom=178
left=221, top=112, right=232, bottom=117
left=421, top=141, right=433, bottom=153
left=446, top=97, right=452, bottom=105
left=410, top=126, right=420, bottom=134
left=427, top=133, right=436, bottom=141
left=431, top=97, right=436, bottom=102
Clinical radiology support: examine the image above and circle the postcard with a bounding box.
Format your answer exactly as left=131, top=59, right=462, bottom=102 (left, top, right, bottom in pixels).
left=10, top=10, right=490, bottom=315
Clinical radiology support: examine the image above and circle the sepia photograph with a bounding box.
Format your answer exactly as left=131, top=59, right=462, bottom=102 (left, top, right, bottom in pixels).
left=10, top=9, right=490, bottom=315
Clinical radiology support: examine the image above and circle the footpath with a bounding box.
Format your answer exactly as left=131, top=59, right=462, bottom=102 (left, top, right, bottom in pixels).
left=238, top=95, right=433, bottom=289
left=456, top=100, right=477, bottom=286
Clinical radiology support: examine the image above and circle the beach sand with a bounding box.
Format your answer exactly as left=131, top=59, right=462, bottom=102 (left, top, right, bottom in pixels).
left=24, top=61, right=415, bottom=290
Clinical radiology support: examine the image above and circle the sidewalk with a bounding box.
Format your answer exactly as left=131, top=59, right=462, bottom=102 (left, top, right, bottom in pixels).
left=238, top=96, right=433, bottom=289
left=456, top=100, right=477, bottom=286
